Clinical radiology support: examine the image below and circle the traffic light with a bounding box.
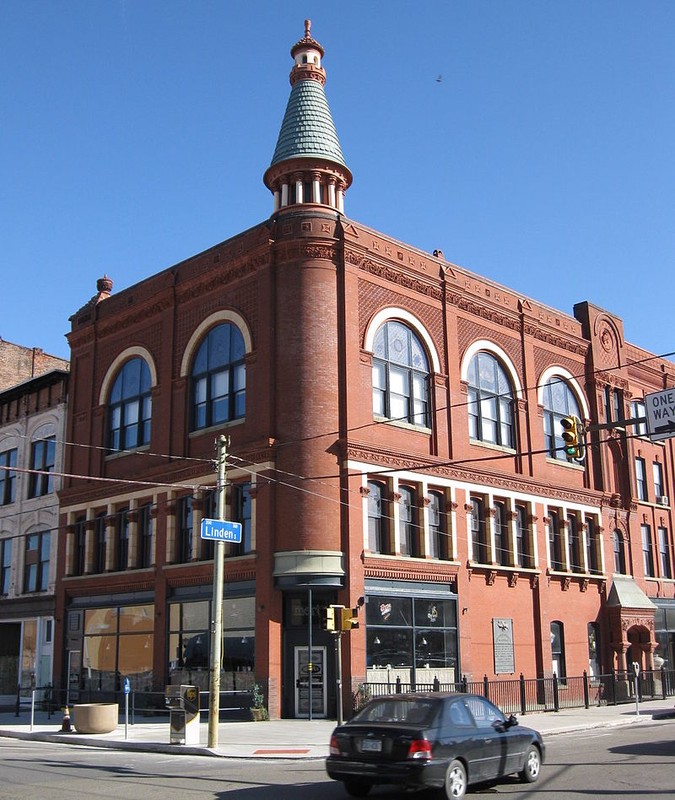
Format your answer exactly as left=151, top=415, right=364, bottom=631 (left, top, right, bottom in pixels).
left=560, top=415, right=585, bottom=462
left=323, top=606, right=336, bottom=632
left=340, top=607, right=359, bottom=632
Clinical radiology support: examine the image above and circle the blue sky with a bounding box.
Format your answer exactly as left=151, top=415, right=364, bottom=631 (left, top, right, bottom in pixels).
left=2, top=1, right=674, bottom=361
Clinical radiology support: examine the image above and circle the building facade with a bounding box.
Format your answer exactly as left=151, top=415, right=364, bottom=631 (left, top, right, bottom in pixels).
left=54, top=22, right=675, bottom=718
left=0, top=368, right=68, bottom=705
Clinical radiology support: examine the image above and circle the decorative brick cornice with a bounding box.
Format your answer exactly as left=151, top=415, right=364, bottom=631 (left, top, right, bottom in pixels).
left=522, top=322, right=588, bottom=356
left=348, top=251, right=442, bottom=300
left=448, top=292, right=521, bottom=333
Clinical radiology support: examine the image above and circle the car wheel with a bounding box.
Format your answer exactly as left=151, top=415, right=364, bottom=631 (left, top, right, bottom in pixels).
left=343, top=781, right=371, bottom=797
left=444, top=759, right=467, bottom=799
left=519, top=745, right=541, bottom=783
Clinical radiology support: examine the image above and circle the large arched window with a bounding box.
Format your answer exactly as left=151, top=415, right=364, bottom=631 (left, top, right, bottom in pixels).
left=191, top=323, right=246, bottom=431
left=542, top=378, right=582, bottom=460
left=108, top=358, right=152, bottom=451
left=467, top=352, right=514, bottom=447
left=372, top=321, right=430, bottom=427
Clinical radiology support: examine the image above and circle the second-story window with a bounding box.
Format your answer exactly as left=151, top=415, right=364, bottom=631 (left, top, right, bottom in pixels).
left=631, top=399, right=648, bottom=436
left=548, top=510, right=565, bottom=571
left=108, top=358, right=152, bottom=452
left=494, top=501, right=509, bottom=566
left=515, top=504, right=533, bottom=568
left=467, top=353, right=514, bottom=448
left=191, top=323, right=246, bottom=431
left=0, top=448, right=17, bottom=505
left=116, top=509, right=130, bottom=571
left=586, top=517, right=600, bottom=575
left=653, top=462, right=664, bottom=499
left=94, top=513, right=107, bottom=573
left=613, top=530, right=626, bottom=574
left=428, top=490, right=448, bottom=560
left=28, top=437, right=55, bottom=498
left=470, top=497, right=489, bottom=564
left=658, top=527, right=672, bottom=579
left=137, top=504, right=153, bottom=568
left=24, top=531, right=50, bottom=592
left=367, top=481, right=389, bottom=554
left=642, top=523, right=655, bottom=578
left=372, top=321, right=430, bottom=427
left=635, top=458, right=648, bottom=501
left=398, top=486, right=419, bottom=557
left=1, top=539, right=12, bottom=595
left=177, top=496, right=193, bottom=563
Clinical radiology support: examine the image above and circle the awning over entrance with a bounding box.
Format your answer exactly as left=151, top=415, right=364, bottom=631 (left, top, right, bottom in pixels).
left=606, top=576, right=657, bottom=672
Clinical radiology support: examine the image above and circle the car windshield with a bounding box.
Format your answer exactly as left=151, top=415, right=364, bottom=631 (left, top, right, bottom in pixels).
left=352, top=698, right=438, bottom=726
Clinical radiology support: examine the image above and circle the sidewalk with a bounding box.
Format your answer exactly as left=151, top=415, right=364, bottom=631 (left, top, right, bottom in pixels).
left=1, top=699, right=673, bottom=760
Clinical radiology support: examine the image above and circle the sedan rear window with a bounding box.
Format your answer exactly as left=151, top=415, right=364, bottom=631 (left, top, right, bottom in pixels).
left=352, top=698, right=438, bottom=726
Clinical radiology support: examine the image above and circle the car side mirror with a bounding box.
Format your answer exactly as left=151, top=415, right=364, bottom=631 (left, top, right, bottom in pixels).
left=506, top=714, right=519, bottom=728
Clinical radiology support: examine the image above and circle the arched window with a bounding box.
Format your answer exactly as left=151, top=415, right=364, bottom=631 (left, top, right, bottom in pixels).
left=108, top=358, right=152, bottom=451
left=613, top=530, right=626, bottom=574
left=467, top=352, right=514, bottom=447
left=191, top=323, right=246, bottom=431
left=372, top=321, right=430, bottom=427
left=542, top=378, right=582, bottom=460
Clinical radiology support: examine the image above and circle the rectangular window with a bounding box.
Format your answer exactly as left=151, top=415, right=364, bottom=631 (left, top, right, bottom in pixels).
left=548, top=510, right=564, bottom=571
left=230, top=482, right=252, bottom=556
left=28, top=437, right=56, bottom=498
left=0, top=448, right=17, bottom=505
left=428, top=490, right=447, bottom=560
left=116, top=509, right=129, bottom=571
left=653, top=462, right=664, bottom=499
left=470, top=497, right=489, bottom=564
left=24, top=531, right=50, bottom=593
left=177, top=496, right=193, bottom=563
left=137, top=504, right=153, bottom=568
left=631, top=400, right=648, bottom=436
left=493, top=500, right=509, bottom=566
left=398, top=486, right=417, bottom=557
left=367, top=481, right=389, bottom=554
left=658, top=527, right=672, bottom=579
left=568, top=513, right=583, bottom=572
left=1, top=538, right=11, bottom=595
left=635, top=458, right=648, bottom=501
left=94, top=513, right=107, bottom=573
left=515, top=504, right=532, bottom=568
left=74, top=517, right=86, bottom=576
left=586, top=517, right=600, bottom=575
left=642, top=524, right=655, bottom=577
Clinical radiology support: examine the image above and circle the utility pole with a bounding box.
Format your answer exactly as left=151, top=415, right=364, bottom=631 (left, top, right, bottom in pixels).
left=207, top=434, right=228, bottom=748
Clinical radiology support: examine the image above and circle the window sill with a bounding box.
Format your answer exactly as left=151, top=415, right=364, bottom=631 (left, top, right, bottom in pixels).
left=105, top=445, right=150, bottom=461
left=545, top=456, right=585, bottom=470
left=189, top=418, right=245, bottom=438
left=469, top=439, right=516, bottom=454
left=373, top=415, right=431, bottom=435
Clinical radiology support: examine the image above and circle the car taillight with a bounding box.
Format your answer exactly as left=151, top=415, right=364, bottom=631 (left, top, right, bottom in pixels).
left=407, top=739, right=432, bottom=760
left=329, top=735, right=341, bottom=756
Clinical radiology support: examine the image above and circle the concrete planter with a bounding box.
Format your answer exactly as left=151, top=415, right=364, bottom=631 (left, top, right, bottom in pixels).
left=72, top=703, right=119, bottom=734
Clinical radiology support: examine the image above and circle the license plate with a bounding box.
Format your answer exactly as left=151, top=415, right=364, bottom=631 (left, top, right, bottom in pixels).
left=360, top=738, right=382, bottom=752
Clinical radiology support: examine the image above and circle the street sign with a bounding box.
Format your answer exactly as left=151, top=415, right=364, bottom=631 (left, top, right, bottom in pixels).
left=644, top=388, right=675, bottom=442
left=200, top=518, right=242, bottom=543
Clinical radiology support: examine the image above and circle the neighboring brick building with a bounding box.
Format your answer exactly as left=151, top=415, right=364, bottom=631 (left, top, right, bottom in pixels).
left=54, top=22, right=675, bottom=719
left=0, top=368, right=68, bottom=705
left=0, top=338, right=68, bottom=391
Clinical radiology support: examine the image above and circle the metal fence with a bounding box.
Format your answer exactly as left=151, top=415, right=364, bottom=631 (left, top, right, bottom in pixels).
left=361, top=668, right=675, bottom=715
left=10, top=684, right=254, bottom=722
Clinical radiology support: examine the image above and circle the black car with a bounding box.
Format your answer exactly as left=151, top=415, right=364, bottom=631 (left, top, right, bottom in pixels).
left=326, top=692, right=544, bottom=798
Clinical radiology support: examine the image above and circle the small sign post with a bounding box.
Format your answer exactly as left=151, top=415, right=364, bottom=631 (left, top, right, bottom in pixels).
left=124, top=676, right=131, bottom=739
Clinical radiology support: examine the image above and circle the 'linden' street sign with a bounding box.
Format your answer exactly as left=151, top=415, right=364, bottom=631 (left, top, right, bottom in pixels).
left=200, top=518, right=242, bottom=543
left=645, top=388, right=675, bottom=442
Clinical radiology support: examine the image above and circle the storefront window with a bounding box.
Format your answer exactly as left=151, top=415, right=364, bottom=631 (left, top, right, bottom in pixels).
left=168, top=597, right=254, bottom=691
left=366, top=594, right=458, bottom=687
left=82, top=604, right=154, bottom=693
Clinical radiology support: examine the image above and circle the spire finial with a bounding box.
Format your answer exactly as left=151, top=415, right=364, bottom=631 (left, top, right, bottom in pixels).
left=304, top=19, right=311, bottom=39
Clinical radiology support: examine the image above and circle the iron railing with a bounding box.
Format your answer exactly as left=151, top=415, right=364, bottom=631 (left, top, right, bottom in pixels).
left=361, top=667, right=675, bottom=715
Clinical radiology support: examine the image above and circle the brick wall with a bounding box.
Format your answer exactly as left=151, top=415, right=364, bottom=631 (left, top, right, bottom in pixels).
left=0, top=339, right=69, bottom=390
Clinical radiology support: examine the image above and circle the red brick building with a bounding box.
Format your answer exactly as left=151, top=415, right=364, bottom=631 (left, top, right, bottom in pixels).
left=55, top=22, right=675, bottom=718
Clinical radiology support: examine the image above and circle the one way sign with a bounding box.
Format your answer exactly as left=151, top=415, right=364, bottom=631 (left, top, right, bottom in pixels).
left=645, top=388, right=675, bottom=442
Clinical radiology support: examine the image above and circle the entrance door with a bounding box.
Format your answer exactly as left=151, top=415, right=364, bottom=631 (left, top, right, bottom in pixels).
left=294, top=646, right=327, bottom=718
